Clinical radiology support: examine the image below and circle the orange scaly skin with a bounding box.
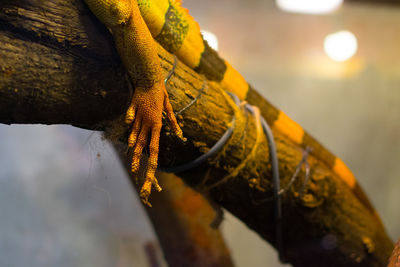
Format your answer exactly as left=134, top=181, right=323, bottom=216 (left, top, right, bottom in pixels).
left=83, top=0, right=184, bottom=206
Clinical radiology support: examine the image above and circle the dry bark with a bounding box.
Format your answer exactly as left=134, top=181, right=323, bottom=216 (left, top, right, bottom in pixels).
left=0, top=1, right=394, bottom=266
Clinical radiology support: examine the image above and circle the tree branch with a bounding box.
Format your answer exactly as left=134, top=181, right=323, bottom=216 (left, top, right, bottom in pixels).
left=143, top=171, right=235, bottom=267
left=0, top=0, right=126, bottom=127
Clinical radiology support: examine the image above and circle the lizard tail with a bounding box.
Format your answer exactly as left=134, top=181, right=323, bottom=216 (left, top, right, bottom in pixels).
left=137, top=0, right=383, bottom=227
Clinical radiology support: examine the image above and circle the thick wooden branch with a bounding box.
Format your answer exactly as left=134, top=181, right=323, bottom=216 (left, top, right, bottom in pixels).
left=141, top=171, right=234, bottom=267
left=0, top=0, right=127, bottom=128
left=0, top=1, right=393, bottom=266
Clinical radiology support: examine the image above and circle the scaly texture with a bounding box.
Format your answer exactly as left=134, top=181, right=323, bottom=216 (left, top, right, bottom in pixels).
left=83, top=0, right=185, bottom=206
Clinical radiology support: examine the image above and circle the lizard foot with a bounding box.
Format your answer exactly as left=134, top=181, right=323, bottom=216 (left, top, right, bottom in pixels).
left=125, top=80, right=185, bottom=206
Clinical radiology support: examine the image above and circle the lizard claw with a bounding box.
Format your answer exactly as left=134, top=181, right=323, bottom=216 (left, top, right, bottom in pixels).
left=140, top=173, right=162, bottom=207
left=126, top=80, right=184, bottom=206
left=164, top=92, right=186, bottom=143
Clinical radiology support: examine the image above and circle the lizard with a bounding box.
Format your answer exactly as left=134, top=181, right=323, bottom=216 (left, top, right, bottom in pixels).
left=83, top=0, right=186, bottom=206
left=83, top=0, right=383, bottom=225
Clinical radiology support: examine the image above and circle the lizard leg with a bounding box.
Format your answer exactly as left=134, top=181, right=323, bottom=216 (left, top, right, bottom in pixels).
left=139, top=84, right=187, bottom=205
left=126, top=81, right=184, bottom=206
left=84, top=0, right=184, bottom=206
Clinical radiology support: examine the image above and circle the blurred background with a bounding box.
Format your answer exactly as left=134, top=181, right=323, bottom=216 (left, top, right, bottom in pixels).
left=1, top=0, right=400, bottom=266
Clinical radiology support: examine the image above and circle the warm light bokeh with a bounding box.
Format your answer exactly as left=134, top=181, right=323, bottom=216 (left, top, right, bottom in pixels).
left=276, top=0, right=343, bottom=14
left=324, top=30, right=358, bottom=62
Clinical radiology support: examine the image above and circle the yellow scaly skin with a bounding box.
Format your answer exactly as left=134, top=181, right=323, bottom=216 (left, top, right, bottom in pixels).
left=83, top=0, right=185, bottom=206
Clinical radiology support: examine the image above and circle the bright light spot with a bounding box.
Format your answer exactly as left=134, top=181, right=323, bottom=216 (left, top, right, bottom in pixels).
left=324, top=31, right=358, bottom=62
left=276, top=0, right=343, bottom=14
left=201, top=30, right=219, bottom=51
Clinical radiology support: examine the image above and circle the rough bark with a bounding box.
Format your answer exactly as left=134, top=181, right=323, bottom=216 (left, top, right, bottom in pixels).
left=0, top=0, right=127, bottom=128
left=0, top=1, right=394, bottom=266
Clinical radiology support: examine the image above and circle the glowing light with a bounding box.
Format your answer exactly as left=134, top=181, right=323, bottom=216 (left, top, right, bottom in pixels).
left=201, top=30, right=219, bottom=51
left=276, top=0, right=343, bottom=14
left=324, top=31, right=358, bottom=62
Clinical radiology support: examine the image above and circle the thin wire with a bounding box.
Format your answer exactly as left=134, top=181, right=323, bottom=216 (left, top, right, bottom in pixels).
left=279, top=147, right=312, bottom=195
left=251, top=146, right=312, bottom=203
left=164, top=55, right=178, bottom=84
left=245, top=104, right=284, bottom=262
left=160, top=55, right=285, bottom=261
left=159, top=55, right=237, bottom=173
left=164, top=55, right=207, bottom=116
left=175, top=81, right=206, bottom=116
left=158, top=93, right=239, bottom=173
left=300, top=148, right=312, bottom=197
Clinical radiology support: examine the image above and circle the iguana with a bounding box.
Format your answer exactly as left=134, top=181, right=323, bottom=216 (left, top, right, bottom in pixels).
left=83, top=0, right=381, bottom=224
